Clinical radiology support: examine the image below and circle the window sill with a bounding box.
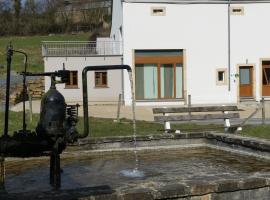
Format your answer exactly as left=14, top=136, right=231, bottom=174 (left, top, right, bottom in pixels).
left=65, top=86, right=80, bottom=89
left=95, top=86, right=109, bottom=89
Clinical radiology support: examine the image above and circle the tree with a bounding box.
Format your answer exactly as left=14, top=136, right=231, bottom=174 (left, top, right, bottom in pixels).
left=13, top=0, right=21, bottom=19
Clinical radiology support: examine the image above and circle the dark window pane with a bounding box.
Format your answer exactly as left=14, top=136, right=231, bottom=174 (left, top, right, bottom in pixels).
left=135, top=64, right=144, bottom=99
left=218, top=71, right=224, bottom=82
left=102, top=72, right=107, bottom=85
left=263, top=68, right=270, bottom=85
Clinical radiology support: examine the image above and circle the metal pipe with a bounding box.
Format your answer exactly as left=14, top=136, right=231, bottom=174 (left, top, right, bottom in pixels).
left=80, top=65, right=132, bottom=139
left=4, top=45, right=13, bottom=137
left=228, top=0, right=231, bottom=91
left=13, top=50, right=28, bottom=132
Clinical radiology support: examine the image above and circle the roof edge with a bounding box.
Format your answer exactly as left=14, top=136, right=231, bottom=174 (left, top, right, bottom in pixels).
left=123, top=0, right=270, bottom=4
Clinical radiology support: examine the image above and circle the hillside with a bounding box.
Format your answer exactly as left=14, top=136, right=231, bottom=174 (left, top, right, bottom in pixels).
left=0, top=33, right=90, bottom=74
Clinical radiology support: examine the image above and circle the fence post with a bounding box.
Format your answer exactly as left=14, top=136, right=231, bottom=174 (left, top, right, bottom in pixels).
left=188, top=95, right=191, bottom=120
left=262, top=97, right=265, bottom=125
left=116, top=94, right=122, bottom=123
left=27, top=87, right=33, bottom=123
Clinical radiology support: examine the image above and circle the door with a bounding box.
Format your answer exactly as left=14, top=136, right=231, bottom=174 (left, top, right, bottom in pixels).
left=262, top=61, right=270, bottom=96
left=239, top=66, right=253, bottom=97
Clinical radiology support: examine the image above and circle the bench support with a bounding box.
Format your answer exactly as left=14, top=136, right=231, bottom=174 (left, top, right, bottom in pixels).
left=164, top=113, right=171, bottom=133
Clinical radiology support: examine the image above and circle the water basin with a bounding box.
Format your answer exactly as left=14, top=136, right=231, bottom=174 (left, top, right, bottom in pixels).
left=5, top=147, right=270, bottom=194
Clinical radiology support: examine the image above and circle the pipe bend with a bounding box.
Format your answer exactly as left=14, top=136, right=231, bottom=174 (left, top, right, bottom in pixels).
left=79, top=65, right=132, bottom=139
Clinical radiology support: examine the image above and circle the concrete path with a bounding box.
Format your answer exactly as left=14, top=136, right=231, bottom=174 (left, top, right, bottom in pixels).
left=10, top=100, right=270, bottom=123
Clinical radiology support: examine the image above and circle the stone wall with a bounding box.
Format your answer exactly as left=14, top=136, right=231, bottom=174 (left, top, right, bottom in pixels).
left=10, top=78, right=44, bottom=104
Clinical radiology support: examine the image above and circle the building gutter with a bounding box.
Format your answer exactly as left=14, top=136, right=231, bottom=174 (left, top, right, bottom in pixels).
left=228, top=0, right=231, bottom=91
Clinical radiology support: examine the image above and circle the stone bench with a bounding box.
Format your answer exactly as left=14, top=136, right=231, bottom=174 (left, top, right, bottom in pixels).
left=152, top=106, right=243, bottom=133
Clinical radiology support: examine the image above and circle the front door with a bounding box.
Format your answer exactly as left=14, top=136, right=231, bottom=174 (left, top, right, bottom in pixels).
left=239, top=66, right=253, bottom=97
left=262, top=61, right=270, bottom=96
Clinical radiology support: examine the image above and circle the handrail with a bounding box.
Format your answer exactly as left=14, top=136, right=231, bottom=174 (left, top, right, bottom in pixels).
left=41, top=41, right=122, bottom=57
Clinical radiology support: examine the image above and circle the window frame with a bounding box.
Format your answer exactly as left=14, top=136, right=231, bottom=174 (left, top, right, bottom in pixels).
left=95, top=71, right=108, bottom=88
left=230, top=6, right=244, bottom=15
left=151, top=7, right=166, bottom=16
left=135, top=51, right=184, bottom=100
left=65, top=70, right=79, bottom=89
left=216, top=68, right=227, bottom=86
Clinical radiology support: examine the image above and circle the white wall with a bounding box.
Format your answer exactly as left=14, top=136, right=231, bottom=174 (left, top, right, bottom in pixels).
left=230, top=3, right=270, bottom=101
left=123, top=3, right=233, bottom=105
left=44, top=56, right=123, bottom=104
left=110, top=0, right=123, bottom=41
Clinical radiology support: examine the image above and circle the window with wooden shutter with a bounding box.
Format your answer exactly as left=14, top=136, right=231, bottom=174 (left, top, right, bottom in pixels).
left=95, top=71, right=108, bottom=88
left=65, top=71, right=78, bottom=88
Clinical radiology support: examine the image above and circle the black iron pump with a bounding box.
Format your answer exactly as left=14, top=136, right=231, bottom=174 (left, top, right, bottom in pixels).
left=0, top=44, right=81, bottom=188
left=0, top=44, right=132, bottom=190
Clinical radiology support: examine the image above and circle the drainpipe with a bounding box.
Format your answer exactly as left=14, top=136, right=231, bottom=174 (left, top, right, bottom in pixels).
left=80, top=65, right=132, bottom=139
left=228, top=0, right=231, bottom=91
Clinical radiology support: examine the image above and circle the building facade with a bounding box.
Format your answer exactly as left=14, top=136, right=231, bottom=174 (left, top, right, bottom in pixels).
left=43, top=0, right=270, bottom=106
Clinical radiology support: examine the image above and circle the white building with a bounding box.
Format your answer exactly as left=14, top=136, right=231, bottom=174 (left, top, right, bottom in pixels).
left=42, top=0, right=270, bottom=106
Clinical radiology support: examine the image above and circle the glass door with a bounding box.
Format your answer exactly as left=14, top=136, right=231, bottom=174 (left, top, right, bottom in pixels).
left=160, top=64, right=174, bottom=98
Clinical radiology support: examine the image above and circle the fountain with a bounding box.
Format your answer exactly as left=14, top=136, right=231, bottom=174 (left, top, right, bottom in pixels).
left=1, top=46, right=270, bottom=199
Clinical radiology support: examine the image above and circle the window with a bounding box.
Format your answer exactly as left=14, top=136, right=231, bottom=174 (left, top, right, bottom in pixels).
left=231, top=7, right=244, bottom=15
left=151, top=7, right=166, bottom=16
left=263, top=61, right=270, bottom=85
left=65, top=71, right=78, bottom=88
left=135, top=50, right=183, bottom=100
left=95, top=71, right=108, bottom=87
left=216, top=69, right=227, bottom=85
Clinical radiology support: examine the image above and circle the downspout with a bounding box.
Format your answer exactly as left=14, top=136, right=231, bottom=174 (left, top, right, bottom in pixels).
left=228, top=0, right=231, bottom=91
left=80, top=65, right=132, bottom=139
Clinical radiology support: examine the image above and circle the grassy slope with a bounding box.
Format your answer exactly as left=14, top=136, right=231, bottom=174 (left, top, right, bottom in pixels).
left=0, top=34, right=90, bottom=73
left=1, top=111, right=269, bottom=139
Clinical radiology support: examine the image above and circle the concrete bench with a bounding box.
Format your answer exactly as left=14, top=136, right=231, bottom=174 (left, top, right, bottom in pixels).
left=152, top=106, right=243, bottom=133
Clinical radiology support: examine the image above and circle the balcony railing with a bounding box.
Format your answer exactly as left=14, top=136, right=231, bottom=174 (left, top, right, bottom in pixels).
left=41, top=41, right=122, bottom=57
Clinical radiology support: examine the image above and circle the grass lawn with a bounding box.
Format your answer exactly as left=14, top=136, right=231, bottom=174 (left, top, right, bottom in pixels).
left=0, top=33, right=90, bottom=74
left=1, top=111, right=270, bottom=140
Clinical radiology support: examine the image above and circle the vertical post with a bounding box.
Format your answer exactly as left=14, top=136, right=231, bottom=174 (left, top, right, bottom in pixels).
left=262, top=97, right=265, bottom=125
left=50, top=153, right=61, bottom=189
left=117, top=93, right=122, bottom=122
left=4, top=45, right=13, bottom=137
left=50, top=154, right=54, bottom=185
left=27, top=87, right=33, bottom=123
left=188, top=95, right=191, bottom=120
left=54, top=154, right=61, bottom=189
left=0, top=157, right=5, bottom=189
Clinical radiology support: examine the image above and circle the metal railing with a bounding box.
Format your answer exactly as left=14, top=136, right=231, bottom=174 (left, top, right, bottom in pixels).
left=41, top=41, right=122, bottom=57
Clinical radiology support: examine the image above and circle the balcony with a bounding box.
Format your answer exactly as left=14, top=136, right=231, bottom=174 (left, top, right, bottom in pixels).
left=41, top=41, right=122, bottom=57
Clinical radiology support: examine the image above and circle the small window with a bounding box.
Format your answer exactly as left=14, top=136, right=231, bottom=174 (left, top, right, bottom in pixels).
left=216, top=69, right=227, bottom=85
left=231, top=7, right=244, bottom=15
left=65, top=71, right=78, bottom=88
left=95, top=71, right=108, bottom=88
left=151, top=7, right=166, bottom=16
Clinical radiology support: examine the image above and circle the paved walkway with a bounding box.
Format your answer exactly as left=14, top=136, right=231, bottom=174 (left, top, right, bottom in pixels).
left=10, top=100, right=270, bottom=122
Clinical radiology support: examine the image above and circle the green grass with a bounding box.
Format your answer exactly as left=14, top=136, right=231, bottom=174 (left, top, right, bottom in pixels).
left=0, top=33, right=90, bottom=74
left=1, top=111, right=270, bottom=139
left=239, top=124, right=270, bottom=140
left=0, top=111, right=164, bottom=137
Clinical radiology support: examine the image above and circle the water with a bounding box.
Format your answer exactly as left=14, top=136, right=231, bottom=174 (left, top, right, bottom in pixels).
left=119, top=72, right=144, bottom=178
left=120, top=169, right=145, bottom=178
left=4, top=147, right=270, bottom=193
